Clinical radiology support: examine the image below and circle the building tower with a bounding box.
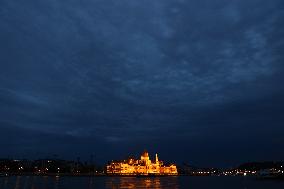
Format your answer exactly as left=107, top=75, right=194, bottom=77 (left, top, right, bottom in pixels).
left=155, top=153, right=159, bottom=164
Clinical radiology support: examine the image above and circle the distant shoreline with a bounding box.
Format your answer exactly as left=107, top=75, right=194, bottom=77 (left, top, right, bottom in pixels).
left=1, top=173, right=180, bottom=177
left=1, top=174, right=284, bottom=181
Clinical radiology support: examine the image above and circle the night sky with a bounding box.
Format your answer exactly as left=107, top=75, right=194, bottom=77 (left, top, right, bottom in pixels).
left=1, top=0, right=284, bottom=167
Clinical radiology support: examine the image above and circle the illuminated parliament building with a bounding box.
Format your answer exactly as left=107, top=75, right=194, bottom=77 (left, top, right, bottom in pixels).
left=106, top=151, right=178, bottom=175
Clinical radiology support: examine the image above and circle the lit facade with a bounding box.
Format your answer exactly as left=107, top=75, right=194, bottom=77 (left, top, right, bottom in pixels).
left=106, top=151, right=178, bottom=175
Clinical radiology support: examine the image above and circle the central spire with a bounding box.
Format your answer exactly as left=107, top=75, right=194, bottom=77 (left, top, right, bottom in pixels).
left=155, top=153, right=159, bottom=163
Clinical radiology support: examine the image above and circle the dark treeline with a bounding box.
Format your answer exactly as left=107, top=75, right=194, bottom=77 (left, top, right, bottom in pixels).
left=0, top=158, right=104, bottom=174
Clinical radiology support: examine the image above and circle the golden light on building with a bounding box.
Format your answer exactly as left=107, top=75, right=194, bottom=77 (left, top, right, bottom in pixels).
left=106, top=151, right=178, bottom=175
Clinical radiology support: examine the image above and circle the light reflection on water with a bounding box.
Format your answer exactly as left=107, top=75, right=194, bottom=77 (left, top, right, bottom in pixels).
left=1, top=176, right=178, bottom=189
left=1, top=176, right=284, bottom=189
left=105, top=177, right=179, bottom=189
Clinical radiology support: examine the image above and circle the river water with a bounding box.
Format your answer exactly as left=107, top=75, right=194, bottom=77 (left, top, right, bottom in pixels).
left=1, top=176, right=284, bottom=189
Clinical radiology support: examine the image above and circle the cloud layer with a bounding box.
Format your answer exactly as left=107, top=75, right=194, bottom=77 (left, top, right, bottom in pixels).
left=0, top=0, right=284, bottom=166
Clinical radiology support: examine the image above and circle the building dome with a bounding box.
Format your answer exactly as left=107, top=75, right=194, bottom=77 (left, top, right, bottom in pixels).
left=141, top=150, right=149, bottom=157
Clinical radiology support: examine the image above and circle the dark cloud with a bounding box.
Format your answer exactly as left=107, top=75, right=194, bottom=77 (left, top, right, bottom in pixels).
left=0, top=0, right=284, bottom=166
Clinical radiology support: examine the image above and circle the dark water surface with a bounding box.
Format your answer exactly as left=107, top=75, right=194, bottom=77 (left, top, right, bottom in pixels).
left=1, top=176, right=284, bottom=189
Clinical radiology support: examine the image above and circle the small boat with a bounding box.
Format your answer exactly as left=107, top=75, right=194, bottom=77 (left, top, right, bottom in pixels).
left=0, top=173, right=9, bottom=177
